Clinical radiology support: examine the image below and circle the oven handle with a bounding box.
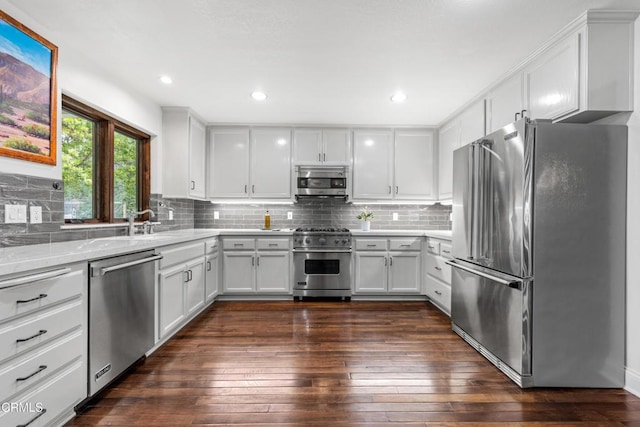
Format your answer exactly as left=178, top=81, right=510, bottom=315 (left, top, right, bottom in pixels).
left=292, top=249, right=352, bottom=254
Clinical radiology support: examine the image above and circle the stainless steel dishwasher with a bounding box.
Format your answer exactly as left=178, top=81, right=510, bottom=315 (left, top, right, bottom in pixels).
left=88, top=250, right=161, bottom=397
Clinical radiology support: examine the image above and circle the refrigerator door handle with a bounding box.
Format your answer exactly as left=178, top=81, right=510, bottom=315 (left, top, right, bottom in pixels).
left=446, top=260, right=522, bottom=290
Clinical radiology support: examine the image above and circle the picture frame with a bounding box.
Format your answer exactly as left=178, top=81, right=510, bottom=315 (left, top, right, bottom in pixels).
left=0, top=10, right=58, bottom=165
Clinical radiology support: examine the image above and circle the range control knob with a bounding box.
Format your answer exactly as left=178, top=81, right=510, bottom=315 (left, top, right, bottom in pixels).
left=304, top=237, right=311, bottom=244
left=318, top=237, right=327, bottom=244
left=342, top=239, right=349, bottom=244
left=335, top=239, right=340, bottom=244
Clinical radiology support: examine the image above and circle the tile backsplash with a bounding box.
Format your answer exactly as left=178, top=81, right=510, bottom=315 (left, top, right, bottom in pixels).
left=195, top=199, right=451, bottom=230
left=0, top=172, right=451, bottom=247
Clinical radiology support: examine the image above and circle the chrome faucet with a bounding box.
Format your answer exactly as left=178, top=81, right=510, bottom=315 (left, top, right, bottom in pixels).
left=128, top=209, right=155, bottom=236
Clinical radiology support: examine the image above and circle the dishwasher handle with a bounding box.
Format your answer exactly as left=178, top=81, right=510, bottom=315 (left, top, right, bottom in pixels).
left=98, top=255, right=163, bottom=276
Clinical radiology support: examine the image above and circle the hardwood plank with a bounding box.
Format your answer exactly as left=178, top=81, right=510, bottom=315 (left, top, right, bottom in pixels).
left=65, top=301, right=640, bottom=426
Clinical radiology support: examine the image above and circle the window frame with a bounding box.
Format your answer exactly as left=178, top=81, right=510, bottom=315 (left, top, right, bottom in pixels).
left=62, top=94, right=151, bottom=224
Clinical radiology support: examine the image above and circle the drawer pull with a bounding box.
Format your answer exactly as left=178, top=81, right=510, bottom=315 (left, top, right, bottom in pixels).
left=234, top=243, right=244, bottom=247
left=207, top=261, right=212, bottom=271
left=16, top=408, right=46, bottom=427
left=434, top=266, right=442, bottom=271
left=0, top=268, right=71, bottom=289
left=428, top=245, right=435, bottom=249
left=366, top=244, right=377, bottom=247
left=400, top=244, right=411, bottom=247
left=16, top=293, right=48, bottom=304
left=435, top=290, right=442, bottom=296
left=17, top=330, right=47, bottom=343
left=442, top=250, right=451, bottom=254
left=268, top=243, right=278, bottom=247
left=16, top=365, right=47, bottom=382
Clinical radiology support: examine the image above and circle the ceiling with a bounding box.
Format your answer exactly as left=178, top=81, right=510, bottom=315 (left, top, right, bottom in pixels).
left=7, top=0, right=640, bottom=126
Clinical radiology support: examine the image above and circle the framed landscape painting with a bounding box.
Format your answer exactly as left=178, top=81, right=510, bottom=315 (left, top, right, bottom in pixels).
left=0, top=10, right=58, bottom=165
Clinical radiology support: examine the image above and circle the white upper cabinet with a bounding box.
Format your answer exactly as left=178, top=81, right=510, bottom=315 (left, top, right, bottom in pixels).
left=208, top=128, right=250, bottom=198
left=293, top=129, right=351, bottom=165
left=251, top=128, right=292, bottom=198
left=162, top=107, right=207, bottom=199
left=485, top=11, right=637, bottom=131
left=353, top=130, right=394, bottom=200
left=394, top=130, right=435, bottom=200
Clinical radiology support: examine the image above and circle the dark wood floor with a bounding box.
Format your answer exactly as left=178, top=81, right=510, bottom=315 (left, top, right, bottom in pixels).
left=67, top=301, right=640, bottom=426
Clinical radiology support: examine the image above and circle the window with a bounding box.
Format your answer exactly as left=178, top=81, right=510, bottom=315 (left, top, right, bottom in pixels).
left=61, top=95, right=150, bottom=223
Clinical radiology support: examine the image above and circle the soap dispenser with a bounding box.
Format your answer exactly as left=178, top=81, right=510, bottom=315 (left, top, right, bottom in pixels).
left=264, top=210, right=270, bottom=230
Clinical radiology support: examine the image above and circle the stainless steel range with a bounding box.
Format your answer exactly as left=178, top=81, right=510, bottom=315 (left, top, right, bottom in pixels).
left=292, top=227, right=352, bottom=299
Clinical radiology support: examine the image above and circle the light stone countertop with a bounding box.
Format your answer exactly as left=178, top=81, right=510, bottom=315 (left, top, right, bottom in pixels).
left=0, top=228, right=450, bottom=278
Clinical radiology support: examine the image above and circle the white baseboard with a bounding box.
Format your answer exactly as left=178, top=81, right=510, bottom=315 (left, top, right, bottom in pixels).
left=625, top=367, right=640, bottom=397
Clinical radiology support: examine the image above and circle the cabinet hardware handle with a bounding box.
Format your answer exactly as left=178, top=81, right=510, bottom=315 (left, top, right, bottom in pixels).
left=515, top=112, right=520, bottom=121
left=16, top=293, right=48, bottom=304
left=0, top=267, right=71, bottom=289
left=384, top=257, right=388, bottom=266
left=435, top=266, right=442, bottom=271
left=396, top=186, right=399, bottom=194
left=16, top=329, right=47, bottom=343
left=388, top=185, right=392, bottom=194
left=428, top=245, right=435, bottom=249
left=191, top=181, right=195, bottom=190
left=257, top=256, right=260, bottom=266
left=389, top=257, right=393, bottom=266
left=244, top=184, right=248, bottom=193
left=442, top=250, right=451, bottom=254
left=16, top=408, right=46, bottom=427
left=207, top=261, right=212, bottom=271
left=189, top=270, right=193, bottom=281
left=323, top=153, right=326, bottom=161
left=318, top=153, right=322, bottom=162
left=234, top=243, right=244, bottom=247
left=435, top=290, right=442, bottom=296
left=521, top=109, right=527, bottom=118
left=400, top=244, right=411, bottom=247
left=16, top=365, right=47, bottom=382
left=252, top=185, right=255, bottom=193
left=252, top=256, right=255, bottom=266
left=366, top=244, right=377, bottom=247
left=184, top=271, right=190, bottom=282
left=268, top=243, right=278, bottom=247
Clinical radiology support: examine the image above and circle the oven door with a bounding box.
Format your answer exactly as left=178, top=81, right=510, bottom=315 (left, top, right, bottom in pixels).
left=293, top=249, right=352, bottom=296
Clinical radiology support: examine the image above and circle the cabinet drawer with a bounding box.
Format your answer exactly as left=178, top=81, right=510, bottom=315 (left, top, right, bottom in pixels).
left=426, top=240, right=440, bottom=255
left=425, top=275, right=451, bottom=314
left=425, top=255, right=451, bottom=284
left=159, top=242, right=204, bottom=269
left=223, top=239, right=256, bottom=251
left=389, top=238, right=421, bottom=251
left=0, top=299, right=82, bottom=363
left=256, top=238, right=290, bottom=250
left=205, top=238, right=219, bottom=254
left=0, top=358, right=85, bottom=427
left=0, top=266, right=83, bottom=322
left=0, top=328, right=83, bottom=399
left=355, top=239, right=387, bottom=251
left=440, top=242, right=453, bottom=259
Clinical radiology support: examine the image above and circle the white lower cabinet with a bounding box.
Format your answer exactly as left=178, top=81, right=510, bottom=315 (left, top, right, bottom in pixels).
left=205, top=252, right=220, bottom=303
left=223, top=237, right=291, bottom=295
left=354, top=238, right=422, bottom=295
left=0, top=263, right=87, bottom=427
left=157, top=242, right=206, bottom=339
left=424, top=237, right=453, bottom=315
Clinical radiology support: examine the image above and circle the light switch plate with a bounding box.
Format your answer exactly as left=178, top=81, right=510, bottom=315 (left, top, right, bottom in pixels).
left=214, top=211, right=219, bottom=220
left=5, top=204, right=27, bottom=223
left=392, top=212, right=399, bottom=221
left=30, top=206, right=42, bottom=224
left=168, top=210, right=174, bottom=220
left=287, top=211, right=293, bottom=220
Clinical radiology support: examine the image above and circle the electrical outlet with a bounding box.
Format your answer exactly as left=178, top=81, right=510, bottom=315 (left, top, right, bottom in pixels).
left=287, top=211, right=293, bottom=220
left=449, top=212, right=453, bottom=221
left=392, top=212, right=399, bottom=221
left=214, top=211, right=219, bottom=220
left=5, top=204, right=27, bottom=223
left=168, top=210, right=174, bottom=220
left=30, top=206, right=42, bottom=224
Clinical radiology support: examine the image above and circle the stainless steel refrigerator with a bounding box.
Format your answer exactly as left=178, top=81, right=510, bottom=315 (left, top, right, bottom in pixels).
left=449, top=118, right=626, bottom=388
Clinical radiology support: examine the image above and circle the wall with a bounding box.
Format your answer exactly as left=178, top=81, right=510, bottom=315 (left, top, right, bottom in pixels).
left=0, top=3, right=163, bottom=193
left=195, top=200, right=451, bottom=230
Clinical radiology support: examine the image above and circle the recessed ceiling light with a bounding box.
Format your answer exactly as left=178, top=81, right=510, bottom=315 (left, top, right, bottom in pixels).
left=390, top=92, right=407, bottom=103
left=251, top=91, right=267, bottom=101
left=159, top=75, right=173, bottom=85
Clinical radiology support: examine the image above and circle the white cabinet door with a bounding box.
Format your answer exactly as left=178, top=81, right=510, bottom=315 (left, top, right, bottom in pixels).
left=487, top=73, right=524, bottom=133
left=322, top=129, right=351, bottom=165
left=388, top=252, right=421, bottom=294
left=251, top=128, right=292, bottom=198
left=394, top=130, right=435, bottom=200
left=185, top=258, right=205, bottom=316
left=354, top=252, right=388, bottom=293
left=525, top=32, right=580, bottom=120
left=437, top=122, right=459, bottom=201
left=353, top=130, right=393, bottom=199
left=205, top=253, right=219, bottom=303
left=459, top=99, right=486, bottom=145
left=158, top=265, right=186, bottom=338
left=293, top=129, right=322, bottom=164
left=256, top=251, right=290, bottom=293
left=223, top=252, right=255, bottom=293
left=209, top=128, right=250, bottom=198
left=188, top=117, right=206, bottom=199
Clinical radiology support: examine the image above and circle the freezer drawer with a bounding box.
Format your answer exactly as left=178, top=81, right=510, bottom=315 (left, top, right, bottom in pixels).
left=449, top=260, right=531, bottom=377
